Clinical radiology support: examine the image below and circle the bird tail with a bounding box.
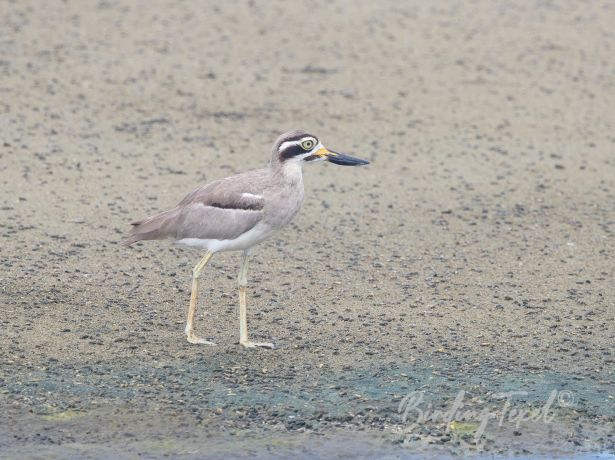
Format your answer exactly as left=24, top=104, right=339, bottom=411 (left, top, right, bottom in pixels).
left=123, top=208, right=180, bottom=246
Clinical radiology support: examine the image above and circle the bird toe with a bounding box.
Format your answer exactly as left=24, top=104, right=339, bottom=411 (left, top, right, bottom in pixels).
left=240, top=341, right=275, bottom=349
left=187, top=335, right=216, bottom=345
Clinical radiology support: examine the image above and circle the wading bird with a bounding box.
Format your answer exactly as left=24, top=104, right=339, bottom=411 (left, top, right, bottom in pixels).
left=124, top=130, right=369, bottom=348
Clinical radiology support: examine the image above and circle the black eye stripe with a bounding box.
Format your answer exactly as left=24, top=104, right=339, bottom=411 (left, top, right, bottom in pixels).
left=280, top=143, right=307, bottom=160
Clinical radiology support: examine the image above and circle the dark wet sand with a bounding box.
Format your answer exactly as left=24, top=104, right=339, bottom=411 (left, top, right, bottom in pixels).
left=1, top=1, right=614, bottom=457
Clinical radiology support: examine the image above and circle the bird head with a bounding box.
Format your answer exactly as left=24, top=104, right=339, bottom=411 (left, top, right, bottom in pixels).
left=273, top=130, right=370, bottom=167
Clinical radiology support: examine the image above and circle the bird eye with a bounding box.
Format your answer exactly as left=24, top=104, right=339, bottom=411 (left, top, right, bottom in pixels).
left=301, top=139, right=315, bottom=150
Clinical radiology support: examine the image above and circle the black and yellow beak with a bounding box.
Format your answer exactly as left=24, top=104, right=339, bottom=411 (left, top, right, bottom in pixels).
left=313, top=146, right=370, bottom=166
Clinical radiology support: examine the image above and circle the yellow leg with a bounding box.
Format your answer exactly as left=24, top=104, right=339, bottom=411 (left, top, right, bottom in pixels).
left=238, top=250, right=274, bottom=349
left=185, top=251, right=215, bottom=345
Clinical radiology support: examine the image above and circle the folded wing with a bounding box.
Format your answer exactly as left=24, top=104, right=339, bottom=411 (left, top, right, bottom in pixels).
left=124, top=171, right=268, bottom=245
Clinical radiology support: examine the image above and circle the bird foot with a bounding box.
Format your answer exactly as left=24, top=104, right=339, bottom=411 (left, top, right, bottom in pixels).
left=186, top=334, right=216, bottom=345
left=240, top=340, right=275, bottom=349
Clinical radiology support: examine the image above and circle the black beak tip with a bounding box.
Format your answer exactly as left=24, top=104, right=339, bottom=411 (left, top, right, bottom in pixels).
left=326, top=151, right=371, bottom=166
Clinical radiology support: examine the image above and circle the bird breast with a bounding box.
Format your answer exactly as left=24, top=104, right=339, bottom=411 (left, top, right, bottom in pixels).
left=263, top=174, right=305, bottom=229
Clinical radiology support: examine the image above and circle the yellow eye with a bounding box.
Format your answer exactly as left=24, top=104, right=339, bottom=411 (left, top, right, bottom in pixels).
left=301, top=139, right=315, bottom=150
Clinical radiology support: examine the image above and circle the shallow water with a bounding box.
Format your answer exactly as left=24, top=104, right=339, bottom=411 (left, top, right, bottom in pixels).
left=2, top=358, right=613, bottom=458
left=2, top=434, right=614, bottom=460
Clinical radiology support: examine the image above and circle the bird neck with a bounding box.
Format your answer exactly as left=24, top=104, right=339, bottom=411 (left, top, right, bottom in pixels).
left=272, top=159, right=304, bottom=186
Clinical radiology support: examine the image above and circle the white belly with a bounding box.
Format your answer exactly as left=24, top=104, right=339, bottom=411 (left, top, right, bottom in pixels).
left=175, top=222, right=277, bottom=253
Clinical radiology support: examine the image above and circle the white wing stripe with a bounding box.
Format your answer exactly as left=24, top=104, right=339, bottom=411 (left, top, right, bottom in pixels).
left=242, top=193, right=263, bottom=200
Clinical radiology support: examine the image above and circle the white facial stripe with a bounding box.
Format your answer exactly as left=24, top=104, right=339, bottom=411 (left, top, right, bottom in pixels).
left=279, top=137, right=317, bottom=153
left=278, top=140, right=301, bottom=152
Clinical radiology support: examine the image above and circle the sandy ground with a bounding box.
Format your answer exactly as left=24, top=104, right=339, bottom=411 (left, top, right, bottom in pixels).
left=1, top=0, right=614, bottom=458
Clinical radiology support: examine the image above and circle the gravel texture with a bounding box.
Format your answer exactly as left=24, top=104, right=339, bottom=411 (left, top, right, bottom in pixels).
left=1, top=0, right=614, bottom=458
